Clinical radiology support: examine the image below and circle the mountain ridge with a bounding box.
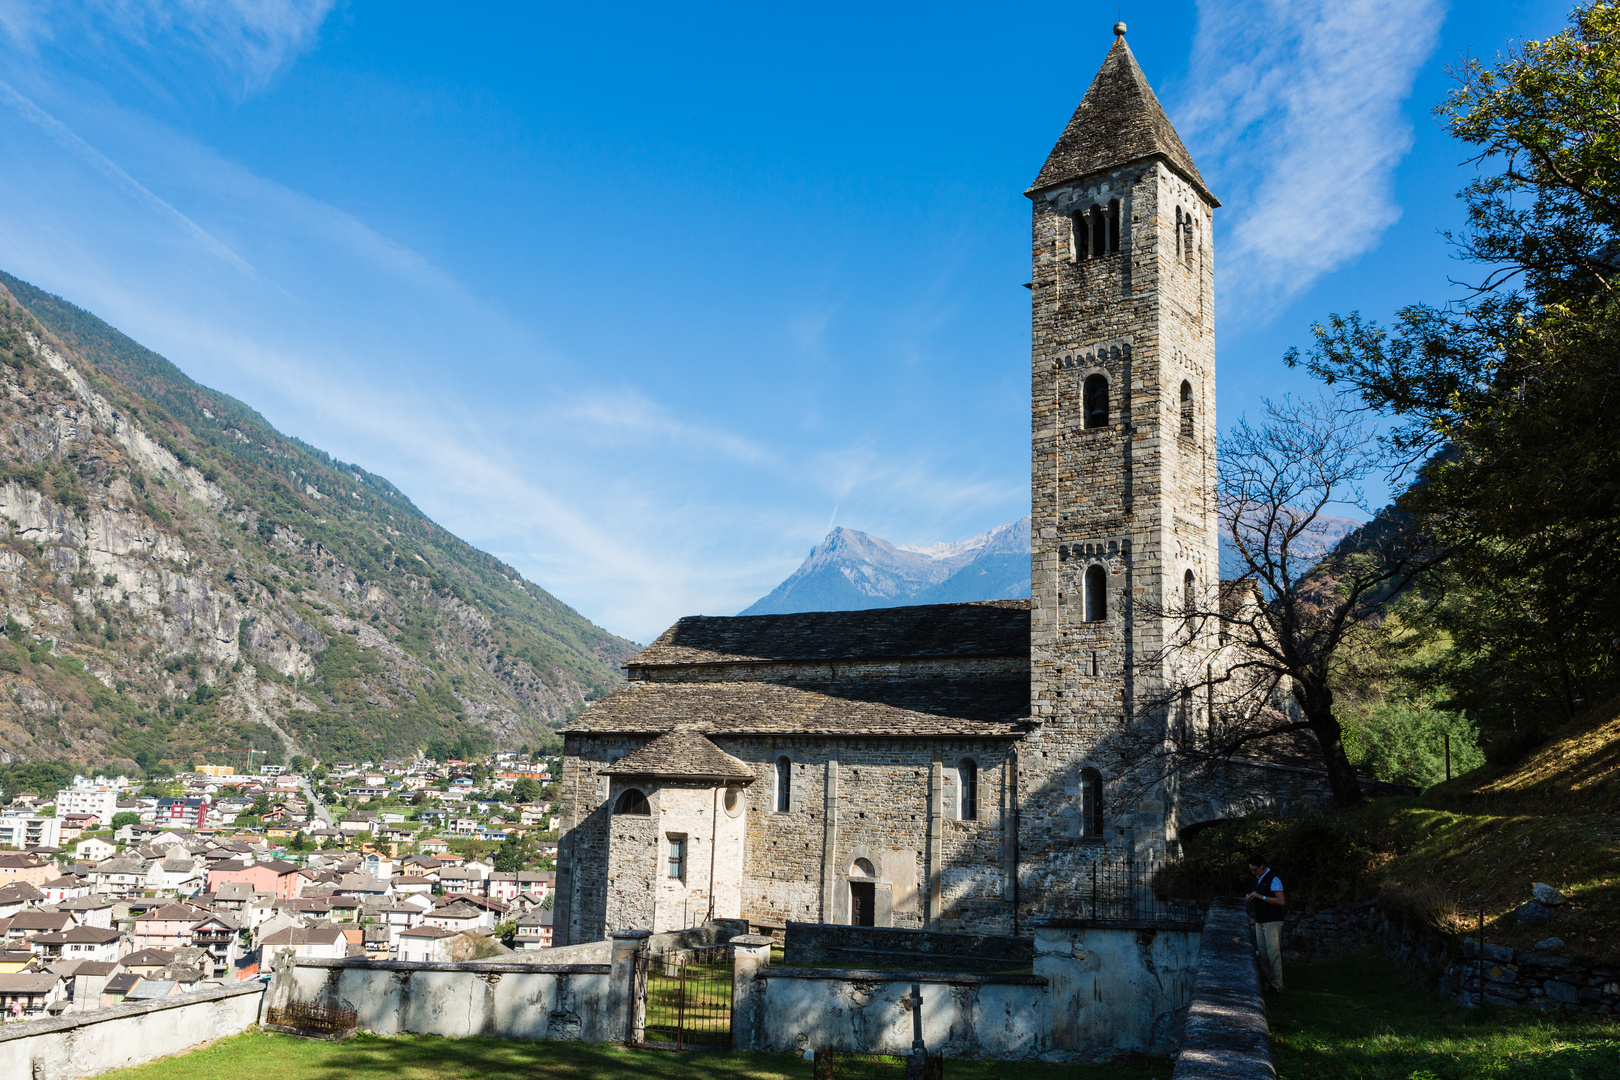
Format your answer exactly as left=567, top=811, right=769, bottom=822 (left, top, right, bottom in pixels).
left=741, top=517, right=1032, bottom=615
left=0, top=271, right=637, bottom=772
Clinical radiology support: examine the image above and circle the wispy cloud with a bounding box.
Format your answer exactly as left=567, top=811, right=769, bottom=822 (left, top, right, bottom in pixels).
left=0, top=78, right=254, bottom=274
left=1175, top=0, right=1447, bottom=313
left=0, top=1, right=334, bottom=92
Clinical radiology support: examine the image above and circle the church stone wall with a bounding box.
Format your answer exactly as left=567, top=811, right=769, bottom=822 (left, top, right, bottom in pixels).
left=560, top=734, right=1025, bottom=943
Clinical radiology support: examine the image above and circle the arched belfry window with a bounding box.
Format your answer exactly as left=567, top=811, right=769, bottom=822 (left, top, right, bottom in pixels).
left=1183, top=569, right=1197, bottom=618
left=775, top=756, right=792, bottom=813
left=1108, top=199, right=1121, bottom=253
left=1083, top=374, right=1108, bottom=429
left=1071, top=212, right=1089, bottom=262
left=1079, top=768, right=1103, bottom=838
left=958, top=759, right=978, bottom=821
left=1180, top=380, right=1194, bottom=439
left=1084, top=564, right=1107, bottom=622
left=1183, top=213, right=1196, bottom=266
left=1090, top=205, right=1106, bottom=258
left=1174, top=206, right=1183, bottom=257
left=613, top=789, right=650, bottom=816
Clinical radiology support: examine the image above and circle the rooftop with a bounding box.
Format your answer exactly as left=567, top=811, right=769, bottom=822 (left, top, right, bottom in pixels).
left=628, top=600, right=1029, bottom=669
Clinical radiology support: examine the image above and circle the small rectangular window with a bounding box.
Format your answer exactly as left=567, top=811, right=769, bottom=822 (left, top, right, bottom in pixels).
left=667, top=835, right=686, bottom=881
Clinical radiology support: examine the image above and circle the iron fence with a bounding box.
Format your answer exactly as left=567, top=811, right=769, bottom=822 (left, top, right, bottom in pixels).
left=635, top=945, right=734, bottom=1051
left=265, top=998, right=358, bottom=1036
left=1051, top=857, right=1203, bottom=927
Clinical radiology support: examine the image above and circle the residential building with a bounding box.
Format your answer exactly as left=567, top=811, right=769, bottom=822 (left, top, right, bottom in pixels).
left=54, top=786, right=120, bottom=823
left=0, top=971, right=63, bottom=1016
left=0, top=852, right=52, bottom=886
left=154, top=797, right=209, bottom=829
left=73, top=838, right=115, bottom=862
left=206, top=859, right=303, bottom=899
left=259, top=926, right=346, bottom=967
left=514, top=908, right=552, bottom=951
left=395, top=925, right=455, bottom=963
left=34, top=925, right=122, bottom=963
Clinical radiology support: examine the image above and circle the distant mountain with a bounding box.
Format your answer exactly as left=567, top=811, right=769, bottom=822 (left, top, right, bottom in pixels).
left=742, top=518, right=1031, bottom=615
left=0, top=271, right=638, bottom=772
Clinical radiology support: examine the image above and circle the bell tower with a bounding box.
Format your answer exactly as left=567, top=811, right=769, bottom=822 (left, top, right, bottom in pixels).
left=1023, top=24, right=1219, bottom=860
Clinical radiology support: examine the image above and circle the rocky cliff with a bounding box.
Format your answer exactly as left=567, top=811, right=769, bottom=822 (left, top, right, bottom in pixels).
left=0, top=272, right=638, bottom=772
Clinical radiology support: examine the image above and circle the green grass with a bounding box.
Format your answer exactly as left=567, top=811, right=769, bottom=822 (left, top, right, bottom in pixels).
left=1271, top=953, right=1620, bottom=1079
left=96, top=1031, right=1164, bottom=1080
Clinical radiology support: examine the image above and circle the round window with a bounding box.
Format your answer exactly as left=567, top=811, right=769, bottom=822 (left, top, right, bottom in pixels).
left=723, top=785, right=744, bottom=817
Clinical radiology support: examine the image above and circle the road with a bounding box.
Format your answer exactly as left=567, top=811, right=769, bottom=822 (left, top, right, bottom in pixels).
left=299, top=775, right=334, bottom=827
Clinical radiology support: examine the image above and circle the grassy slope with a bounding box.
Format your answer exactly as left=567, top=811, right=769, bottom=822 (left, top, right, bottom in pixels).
left=0, top=271, right=637, bottom=768
left=1167, top=696, right=1620, bottom=965
left=1271, top=953, right=1620, bottom=1079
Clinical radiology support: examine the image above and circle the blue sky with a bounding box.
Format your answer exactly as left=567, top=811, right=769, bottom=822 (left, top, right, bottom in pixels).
left=0, top=0, right=1570, bottom=642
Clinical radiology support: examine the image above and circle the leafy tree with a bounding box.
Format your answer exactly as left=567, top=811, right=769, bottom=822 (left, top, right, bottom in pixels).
left=1341, top=701, right=1485, bottom=789
left=1146, top=396, right=1447, bottom=808
left=1289, top=1, right=1620, bottom=740
left=0, top=760, right=73, bottom=801
left=493, top=832, right=530, bottom=873
left=250, top=792, right=272, bottom=816
left=110, top=811, right=140, bottom=830
left=510, top=777, right=542, bottom=803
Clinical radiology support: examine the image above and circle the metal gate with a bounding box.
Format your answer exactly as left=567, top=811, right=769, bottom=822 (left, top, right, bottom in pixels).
left=634, top=945, right=734, bottom=1051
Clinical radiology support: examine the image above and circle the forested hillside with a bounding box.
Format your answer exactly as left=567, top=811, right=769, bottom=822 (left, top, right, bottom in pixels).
left=0, top=271, right=637, bottom=773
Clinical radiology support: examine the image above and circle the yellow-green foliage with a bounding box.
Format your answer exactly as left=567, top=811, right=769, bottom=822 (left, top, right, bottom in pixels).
left=1169, top=700, right=1620, bottom=966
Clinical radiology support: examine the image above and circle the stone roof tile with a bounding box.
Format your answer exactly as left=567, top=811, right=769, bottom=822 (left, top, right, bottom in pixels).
left=602, top=731, right=757, bottom=782
left=569, top=677, right=1029, bottom=738
left=628, top=600, right=1028, bottom=668
left=1028, top=32, right=1213, bottom=203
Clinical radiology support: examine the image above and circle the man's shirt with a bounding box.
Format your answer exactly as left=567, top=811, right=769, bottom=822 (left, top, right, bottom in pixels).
left=1250, top=868, right=1285, bottom=923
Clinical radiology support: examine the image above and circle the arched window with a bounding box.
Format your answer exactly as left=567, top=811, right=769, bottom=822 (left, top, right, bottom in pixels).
left=1084, top=564, right=1107, bottom=622
left=1183, top=213, right=1195, bottom=266
left=1079, top=768, right=1103, bottom=838
left=613, top=789, right=649, bottom=816
left=1180, top=380, right=1194, bottom=439
left=851, top=858, right=876, bottom=877
left=1184, top=569, right=1196, bottom=618
left=1174, top=206, right=1183, bottom=257
left=775, top=756, right=791, bottom=813
left=1083, top=374, right=1108, bottom=429
left=1108, top=199, right=1121, bottom=253
left=1071, top=212, right=1089, bottom=262
left=1090, top=205, right=1106, bottom=258
left=958, top=759, right=978, bottom=821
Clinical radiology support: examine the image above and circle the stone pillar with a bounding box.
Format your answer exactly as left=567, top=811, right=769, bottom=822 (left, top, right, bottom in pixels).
left=926, top=757, right=943, bottom=927
left=819, top=758, right=839, bottom=922
left=608, top=929, right=650, bottom=1045
left=729, top=933, right=774, bottom=1051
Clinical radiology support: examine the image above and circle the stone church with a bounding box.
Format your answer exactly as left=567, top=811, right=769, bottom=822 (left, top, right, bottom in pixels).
left=553, top=27, right=1329, bottom=946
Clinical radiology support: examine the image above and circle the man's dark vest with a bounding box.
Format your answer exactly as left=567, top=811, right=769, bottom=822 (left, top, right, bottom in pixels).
left=1250, top=869, right=1284, bottom=923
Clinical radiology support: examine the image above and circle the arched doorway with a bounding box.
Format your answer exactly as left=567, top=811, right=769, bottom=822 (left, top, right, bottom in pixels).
left=849, top=858, right=876, bottom=927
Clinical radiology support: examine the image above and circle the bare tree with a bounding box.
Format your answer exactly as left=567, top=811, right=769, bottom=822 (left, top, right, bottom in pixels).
left=1140, top=396, right=1449, bottom=808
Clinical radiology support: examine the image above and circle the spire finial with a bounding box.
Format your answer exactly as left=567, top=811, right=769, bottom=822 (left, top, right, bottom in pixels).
left=1114, top=21, right=1127, bottom=37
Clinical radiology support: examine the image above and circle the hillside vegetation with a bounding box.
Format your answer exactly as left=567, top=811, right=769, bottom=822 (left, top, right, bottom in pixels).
left=0, top=271, right=637, bottom=773
left=1165, top=695, right=1620, bottom=965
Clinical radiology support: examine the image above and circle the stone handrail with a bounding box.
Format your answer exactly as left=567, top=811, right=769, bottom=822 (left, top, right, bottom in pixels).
left=0, top=981, right=265, bottom=1080
left=1172, top=896, right=1274, bottom=1080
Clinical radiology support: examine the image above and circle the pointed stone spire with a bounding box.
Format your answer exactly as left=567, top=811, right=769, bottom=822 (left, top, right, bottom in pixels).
left=1027, top=30, right=1217, bottom=204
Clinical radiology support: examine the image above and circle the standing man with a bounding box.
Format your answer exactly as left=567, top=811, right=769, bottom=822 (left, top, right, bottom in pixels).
left=1246, top=853, right=1286, bottom=995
